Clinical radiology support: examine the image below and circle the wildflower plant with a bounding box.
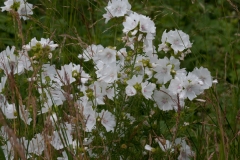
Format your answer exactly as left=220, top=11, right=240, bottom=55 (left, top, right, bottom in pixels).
left=0, top=0, right=225, bottom=159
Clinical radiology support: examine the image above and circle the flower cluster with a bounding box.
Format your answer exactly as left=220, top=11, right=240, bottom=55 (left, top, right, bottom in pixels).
left=0, top=0, right=216, bottom=159
left=158, top=29, right=192, bottom=59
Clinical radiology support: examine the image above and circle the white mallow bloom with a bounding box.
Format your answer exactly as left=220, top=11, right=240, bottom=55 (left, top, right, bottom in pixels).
left=155, top=138, right=173, bottom=152
left=139, top=15, right=156, bottom=34
left=143, top=33, right=156, bottom=53
left=83, top=105, right=97, bottom=132
left=123, top=12, right=156, bottom=35
left=99, top=109, right=116, bottom=132
left=23, top=37, right=58, bottom=51
left=180, top=73, right=203, bottom=100
left=90, top=81, right=106, bottom=105
left=117, top=48, right=127, bottom=67
left=191, top=67, right=212, bottom=90
left=37, top=84, right=66, bottom=114
left=1, top=102, right=17, bottom=119
left=103, top=10, right=113, bottom=23
left=51, top=123, right=73, bottom=150
left=141, top=81, right=156, bottom=99
left=18, top=50, right=32, bottom=71
left=0, top=46, right=27, bottom=75
left=168, top=71, right=187, bottom=95
left=158, top=30, right=170, bottom=53
left=97, top=47, right=117, bottom=64
left=153, top=86, right=184, bottom=111
left=127, top=75, right=143, bottom=86
left=104, top=0, right=131, bottom=20
left=1, top=139, right=15, bottom=160
left=167, top=29, right=192, bottom=54
left=72, top=63, right=90, bottom=84
left=158, top=29, right=192, bottom=54
left=96, top=62, right=118, bottom=83
left=175, top=138, right=195, bottom=160
left=55, top=62, right=76, bottom=86
left=144, top=144, right=155, bottom=152
left=153, top=86, right=178, bottom=111
left=18, top=2, right=33, bottom=20
left=0, top=76, right=7, bottom=87
left=153, top=57, right=172, bottom=84
left=27, top=134, right=45, bottom=156
left=95, top=81, right=117, bottom=100
left=1, top=0, right=33, bottom=20
left=125, top=85, right=137, bottom=96
left=123, top=12, right=140, bottom=33
left=1, top=0, right=19, bottom=11
left=40, top=64, right=57, bottom=84
left=80, top=44, right=104, bottom=61
left=125, top=75, right=143, bottom=96
left=169, top=56, right=180, bottom=70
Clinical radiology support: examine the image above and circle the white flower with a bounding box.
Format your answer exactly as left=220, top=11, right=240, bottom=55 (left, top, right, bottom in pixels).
left=169, top=56, right=180, bottom=70
left=90, top=81, right=106, bottom=105
left=143, top=33, right=156, bottom=53
left=127, top=75, right=143, bottom=86
left=1, top=139, right=15, bottom=160
left=125, top=75, right=143, bottom=96
left=123, top=12, right=140, bottom=33
left=191, top=67, right=212, bottom=90
left=175, top=138, right=195, bottom=160
left=212, top=79, right=218, bottom=84
left=166, top=29, right=192, bottom=54
left=105, top=0, right=131, bottom=18
left=99, top=110, right=116, bottom=132
left=158, top=43, right=170, bottom=53
left=0, top=46, right=28, bottom=75
left=97, top=47, right=116, bottom=64
left=23, top=37, right=58, bottom=51
left=72, top=63, right=90, bottom=84
left=153, top=57, right=172, bottom=84
left=180, top=73, right=203, bottom=100
left=51, top=123, right=73, bottom=150
left=141, top=81, right=156, bottom=99
left=158, top=30, right=170, bottom=53
left=55, top=62, right=76, bottom=86
left=139, top=15, right=156, bottom=34
left=40, top=63, right=57, bottom=84
left=117, top=48, right=127, bottom=67
left=80, top=44, right=104, bottom=61
left=103, top=10, right=113, bottom=23
left=83, top=105, right=97, bottom=132
left=1, top=0, right=34, bottom=21
left=153, top=87, right=177, bottom=111
left=1, top=0, right=19, bottom=12
left=144, top=144, right=155, bottom=152
left=155, top=138, right=173, bottom=152
left=28, top=134, right=45, bottom=156
left=18, top=2, right=33, bottom=20
left=168, top=73, right=186, bottom=95
left=0, top=76, right=7, bottom=94
left=1, top=103, right=17, bottom=119
left=125, top=85, right=137, bottom=96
